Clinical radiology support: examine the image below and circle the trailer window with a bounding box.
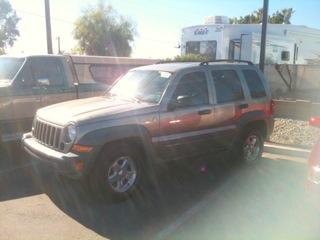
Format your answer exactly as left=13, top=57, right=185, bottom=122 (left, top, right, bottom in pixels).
left=186, top=41, right=216, bottom=59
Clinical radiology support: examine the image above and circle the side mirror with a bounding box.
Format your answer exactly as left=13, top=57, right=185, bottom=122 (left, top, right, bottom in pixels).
left=168, top=95, right=191, bottom=111
left=37, top=78, right=50, bottom=87
left=309, top=117, right=320, bottom=128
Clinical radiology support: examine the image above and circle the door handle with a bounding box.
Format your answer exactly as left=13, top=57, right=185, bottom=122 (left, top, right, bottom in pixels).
left=198, top=109, right=212, bottom=115
left=238, top=103, right=249, bottom=109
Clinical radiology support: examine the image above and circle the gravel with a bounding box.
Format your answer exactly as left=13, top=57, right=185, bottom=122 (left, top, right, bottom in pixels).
left=269, top=118, right=320, bottom=148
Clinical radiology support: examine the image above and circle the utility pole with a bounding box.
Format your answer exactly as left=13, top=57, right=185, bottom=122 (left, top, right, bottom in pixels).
left=44, top=0, right=53, bottom=54
left=57, top=36, right=61, bottom=54
left=259, top=0, right=269, bottom=72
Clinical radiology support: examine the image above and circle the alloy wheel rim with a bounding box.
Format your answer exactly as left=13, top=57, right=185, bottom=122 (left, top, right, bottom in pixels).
left=243, top=135, right=261, bottom=163
left=107, top=156, right=137, bottom=193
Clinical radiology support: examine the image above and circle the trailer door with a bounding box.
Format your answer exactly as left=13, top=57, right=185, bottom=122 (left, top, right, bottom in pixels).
left=239, top=34, right=252, bottom=61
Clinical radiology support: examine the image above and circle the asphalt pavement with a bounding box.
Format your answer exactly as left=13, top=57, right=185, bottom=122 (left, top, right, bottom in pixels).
left=0, top=143, right=319, bottom=240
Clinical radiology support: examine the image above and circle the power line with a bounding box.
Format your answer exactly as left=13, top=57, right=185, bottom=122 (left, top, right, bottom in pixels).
left=16, top=9, right=74, bottom=25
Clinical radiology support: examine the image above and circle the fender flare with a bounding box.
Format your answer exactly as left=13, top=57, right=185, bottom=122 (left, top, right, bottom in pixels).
left=78, top=124, right=159, bottom=169
left=236, top=111, right=268, bottom=132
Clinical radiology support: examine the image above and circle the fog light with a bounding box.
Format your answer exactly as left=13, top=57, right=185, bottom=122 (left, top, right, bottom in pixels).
left=72, top=144, right=93, bottom=153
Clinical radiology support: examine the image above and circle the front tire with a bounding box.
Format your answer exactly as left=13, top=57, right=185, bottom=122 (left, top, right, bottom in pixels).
left=89, top=143, right=144, bottom=201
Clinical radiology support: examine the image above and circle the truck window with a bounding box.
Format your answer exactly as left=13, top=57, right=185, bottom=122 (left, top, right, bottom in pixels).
left=0, top=57, right=25, bottom=81
left=172, top=72, right=209, bottom=107
left=212, top=70, right=244, bottom=104
left=30, top=59, right=65, bottom=87
left=242, top=69, right=266, bottom=98
left=89, top=64, right=135, bottom=85
left=14, top=66, right=35, bottom=88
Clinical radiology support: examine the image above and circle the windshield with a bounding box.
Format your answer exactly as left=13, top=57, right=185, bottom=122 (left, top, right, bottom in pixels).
left=0, top=57, right=25, bottom=82
left=109, top=70, right=172, bottom=103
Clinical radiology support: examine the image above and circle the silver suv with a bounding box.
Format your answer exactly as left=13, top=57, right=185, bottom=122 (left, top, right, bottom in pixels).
left=23, top=60, right=274, bottom=200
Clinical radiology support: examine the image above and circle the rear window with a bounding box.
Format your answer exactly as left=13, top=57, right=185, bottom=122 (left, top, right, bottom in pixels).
left=242, top=69, right=266, bottom=98
left=90, top=64, right=137, bottom=85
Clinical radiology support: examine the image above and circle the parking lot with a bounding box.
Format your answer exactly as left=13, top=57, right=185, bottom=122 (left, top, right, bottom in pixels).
left=1, top=143, right=320, bottom=240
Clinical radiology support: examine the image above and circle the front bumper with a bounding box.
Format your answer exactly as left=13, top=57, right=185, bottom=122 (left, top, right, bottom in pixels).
left=22, top=133, right=97, bottom=179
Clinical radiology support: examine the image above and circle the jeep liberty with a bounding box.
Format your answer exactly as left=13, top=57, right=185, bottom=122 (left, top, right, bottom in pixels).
left=23, top=60, right=274, bottom=200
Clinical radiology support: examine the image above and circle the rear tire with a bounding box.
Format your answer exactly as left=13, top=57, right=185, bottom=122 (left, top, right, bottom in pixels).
left=232, top=128, right=264, bottom=164
left=88, top=143, right=144, bottom=202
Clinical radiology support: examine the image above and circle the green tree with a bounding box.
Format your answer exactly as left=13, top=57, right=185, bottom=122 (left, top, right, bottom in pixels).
left=159, top=54, right=211, bottom=63
left=0, top=0, right=20, bottom=54
left=73, top=2, right=136, bottom=56
left=229, top=8, right=294, bottom=24
left=269, top=8, right=294, bottom=24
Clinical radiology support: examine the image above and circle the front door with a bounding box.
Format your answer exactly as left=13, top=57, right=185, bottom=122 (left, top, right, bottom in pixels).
left=157, top=70, right=215, bottom=159
left=28, top=58, right=76, bottom=107
left=1, top=62, right=42, bottom=142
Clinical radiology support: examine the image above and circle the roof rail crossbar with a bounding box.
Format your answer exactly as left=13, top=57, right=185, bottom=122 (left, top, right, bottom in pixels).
left=200, top=59, right=254, bottom=66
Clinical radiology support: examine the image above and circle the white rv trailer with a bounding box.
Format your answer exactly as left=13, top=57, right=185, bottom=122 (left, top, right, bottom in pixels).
left=181, top=16, right=320, bottom=64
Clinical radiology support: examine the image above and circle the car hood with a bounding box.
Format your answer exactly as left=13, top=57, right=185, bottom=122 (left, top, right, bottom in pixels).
left=37, top=96, right=156, bottom=126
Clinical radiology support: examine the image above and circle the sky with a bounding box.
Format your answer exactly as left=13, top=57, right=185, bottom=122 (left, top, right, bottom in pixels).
left=7, top=0, right=320, bottom=59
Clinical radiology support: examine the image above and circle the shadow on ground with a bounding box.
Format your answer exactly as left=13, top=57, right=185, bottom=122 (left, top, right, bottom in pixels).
left=1, top=145, right=318, bottom=240
left=43, top=156, right=246, bottom=240
left=0, top=142, right=43, bottom=201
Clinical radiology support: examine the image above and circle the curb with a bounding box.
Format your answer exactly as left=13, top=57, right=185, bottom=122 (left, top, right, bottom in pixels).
left=264, top=142, right=311, bottom=159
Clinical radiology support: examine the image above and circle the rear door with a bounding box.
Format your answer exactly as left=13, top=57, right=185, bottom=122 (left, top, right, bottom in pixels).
left=239, top=67, right=269, bottom=115
left=157, top=69, right=215, bottom=159
left=210, top=66, right=248, bottom=146
left=29, top=57, right=76, bottom=107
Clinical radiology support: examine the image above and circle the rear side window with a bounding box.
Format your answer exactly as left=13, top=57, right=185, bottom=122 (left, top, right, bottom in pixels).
left=211, top=70, right=244, bottom=104
left=242, top=69, right=266, bottom=98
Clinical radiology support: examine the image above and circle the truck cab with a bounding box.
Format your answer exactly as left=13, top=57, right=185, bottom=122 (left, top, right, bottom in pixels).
left=0, top=55, right=82, bottom=142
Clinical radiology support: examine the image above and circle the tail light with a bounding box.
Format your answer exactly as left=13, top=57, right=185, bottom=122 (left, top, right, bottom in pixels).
left=309, top=117, right=320, bottom=128
left=269, top=99, right=275, bottom=115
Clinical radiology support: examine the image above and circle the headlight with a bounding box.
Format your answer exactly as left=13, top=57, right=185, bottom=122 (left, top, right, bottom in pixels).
left=64, top=124, right=77, bottom=143
left=31, top=116, right=37, bottom=132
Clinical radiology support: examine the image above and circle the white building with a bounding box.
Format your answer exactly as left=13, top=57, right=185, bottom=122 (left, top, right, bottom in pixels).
left=181, top=16, right=320, bottom=64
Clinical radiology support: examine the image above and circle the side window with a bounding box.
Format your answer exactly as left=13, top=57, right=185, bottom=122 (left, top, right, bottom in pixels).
left=242, top=69, right=266, bottom=98
left=14, top=66, right=35, bottom=88
left=172, top=71, right=209, bottom=108
left=211, top=70, right=244, bottom=104
left=30, top=60, right=65, bottom=87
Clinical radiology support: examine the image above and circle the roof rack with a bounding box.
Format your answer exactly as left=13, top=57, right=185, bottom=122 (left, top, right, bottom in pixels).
left=199, top=59, right=254, bottom=66
left=155, top=60, right=201, bottom=64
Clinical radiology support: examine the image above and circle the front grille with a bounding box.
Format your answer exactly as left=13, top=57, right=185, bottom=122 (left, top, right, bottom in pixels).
left=32, top=119, right=63, bottom=151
